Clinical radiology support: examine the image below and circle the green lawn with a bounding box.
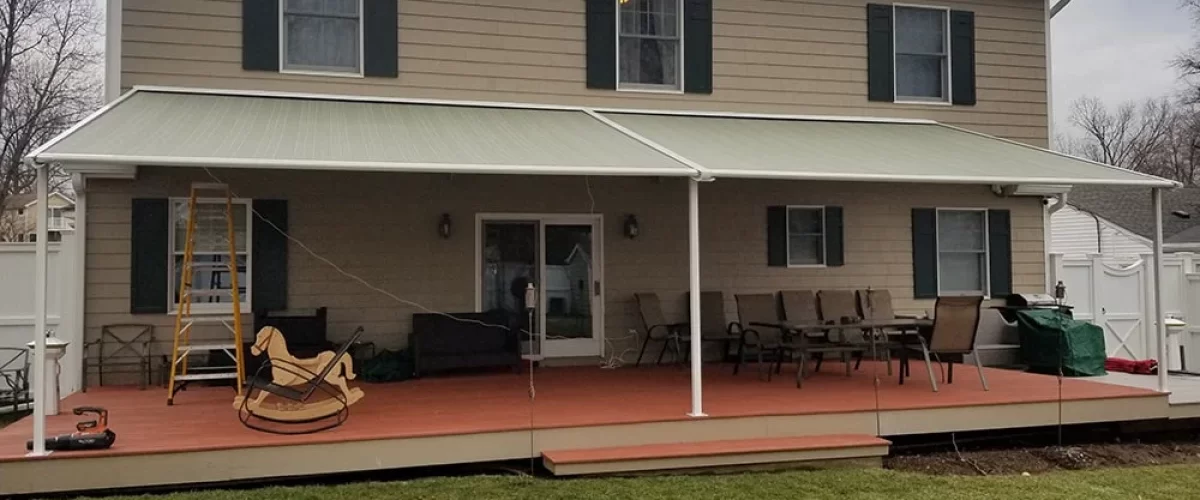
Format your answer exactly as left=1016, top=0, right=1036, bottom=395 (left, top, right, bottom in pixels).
left=88, top=464, right=1198, bottom=500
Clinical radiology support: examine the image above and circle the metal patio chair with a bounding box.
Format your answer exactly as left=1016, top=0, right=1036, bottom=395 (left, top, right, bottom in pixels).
left=83, top=324, right=160, bottom=391
left=634, top=293, right=687, bottom=366
left=732, top=293, right=791, bottom=380
left=816, top=289, right=869, bottom=371
left=0, top=348, right=30, bottom=413
left=687, top=291, right=741, bottom=363
left=900, top=295, right=989, bottom=392
left=781, top=290, right=867, bottom=386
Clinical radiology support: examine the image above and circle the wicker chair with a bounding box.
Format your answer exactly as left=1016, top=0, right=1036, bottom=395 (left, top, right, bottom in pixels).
left=900, top=296, right=988, bottom=392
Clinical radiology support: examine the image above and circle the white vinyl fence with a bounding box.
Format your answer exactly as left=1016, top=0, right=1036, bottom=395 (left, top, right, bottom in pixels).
left=0, top=234, right=80, bottom=398
left=1050, top=252, right=1200, bottom=370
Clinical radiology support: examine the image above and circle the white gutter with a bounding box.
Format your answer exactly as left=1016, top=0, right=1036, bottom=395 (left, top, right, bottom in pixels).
left=36, top=154, right=698, bottom=178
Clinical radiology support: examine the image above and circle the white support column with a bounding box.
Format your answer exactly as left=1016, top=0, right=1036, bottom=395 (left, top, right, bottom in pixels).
left=1153, top=187, right=1168, bottom=393
left=687, top=178, right=705, bottom=418
left=29, top=165, right=49, bottom=456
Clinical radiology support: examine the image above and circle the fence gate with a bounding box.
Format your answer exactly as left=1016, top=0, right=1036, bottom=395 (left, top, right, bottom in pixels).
left=1052, top=254, right=1151, bottom=360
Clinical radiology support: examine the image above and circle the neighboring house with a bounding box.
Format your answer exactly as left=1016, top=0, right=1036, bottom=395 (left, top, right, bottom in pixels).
left=0, top=191, right=75, bottom=243
left=1051, top=186, right=1200, bottom=262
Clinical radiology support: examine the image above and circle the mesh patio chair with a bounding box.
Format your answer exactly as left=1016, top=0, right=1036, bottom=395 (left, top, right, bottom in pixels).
left=732, top=293, right=791, bottom=380
left=0, top=348, right=30, bottom=413
left=781, top=290, right=867, bottom=386
left=687, top=291, right=741, bottom=363
left=900, top=295, right=988, bottom=392
left=634, top=293, right=687, bottom=366
left=856, top=289, right=922, bottom=376
left=817, top=290, right=869, bottom=371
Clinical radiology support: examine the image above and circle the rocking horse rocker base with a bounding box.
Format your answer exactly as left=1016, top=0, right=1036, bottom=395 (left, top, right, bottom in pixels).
left=234, top=326, right=366, bottom=435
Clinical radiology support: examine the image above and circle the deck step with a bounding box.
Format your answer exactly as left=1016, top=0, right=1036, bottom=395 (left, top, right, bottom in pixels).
left=541, top=434, right=890, bottom=476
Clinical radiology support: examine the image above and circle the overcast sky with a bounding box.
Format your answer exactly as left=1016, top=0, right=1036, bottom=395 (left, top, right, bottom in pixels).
left=1051, top=0, right=1195, bottom=132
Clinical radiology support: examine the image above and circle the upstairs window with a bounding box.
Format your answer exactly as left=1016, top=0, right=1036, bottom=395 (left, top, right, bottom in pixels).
left=893, top=6, right=950, bottom=102
left=618, top=0, right=683, bottom=91
left=281, top=0, right=362, bottom=75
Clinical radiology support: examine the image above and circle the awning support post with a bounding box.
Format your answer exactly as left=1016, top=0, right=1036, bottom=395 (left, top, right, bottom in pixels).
left=1153, top=187, right=1168, bottom=393
left=688, top=178, right=705, bottom=418
left=29, top=163, right=49, bottom=456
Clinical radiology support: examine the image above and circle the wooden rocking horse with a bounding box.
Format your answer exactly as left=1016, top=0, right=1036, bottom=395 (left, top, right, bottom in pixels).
left=233, top=326, right=365, bottom=434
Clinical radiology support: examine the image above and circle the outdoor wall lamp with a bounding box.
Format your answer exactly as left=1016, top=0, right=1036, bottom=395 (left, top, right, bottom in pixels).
left=439, top=213, right=452, bottom=239
left=623, top=214, right=640, bottom=239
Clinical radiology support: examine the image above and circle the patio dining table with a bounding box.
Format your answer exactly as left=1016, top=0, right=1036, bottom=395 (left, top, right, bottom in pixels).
left=749, top=318, right=933, bottom=384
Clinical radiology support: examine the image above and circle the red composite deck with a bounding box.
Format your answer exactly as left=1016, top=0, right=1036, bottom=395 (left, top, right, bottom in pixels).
left=0, top=362, right=1159, bottom=463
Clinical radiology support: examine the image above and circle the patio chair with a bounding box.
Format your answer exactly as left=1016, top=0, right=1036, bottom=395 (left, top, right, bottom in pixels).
left=634, top=293, right=687, bottom=366
left=817, top=290, right=869, bottom=370
left=732, top=293, right=792, bottom=380
left=856, top=289, right=923, bottom=375
left=0, top=348, right=30, bottom=414
left=781, top=290, right=867, bottom=386
left=83, top=324, right=160, bottom=391
left=900, top=296, right=988, bottom=392
left=687, top=291, right=742, bottom=363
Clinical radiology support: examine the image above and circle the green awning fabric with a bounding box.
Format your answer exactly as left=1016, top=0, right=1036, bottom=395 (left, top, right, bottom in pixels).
left=600, top=112, right=1175, bottom=187
left=32, top=87, right=1176, bottom=188
left=31, top=90, right=696, bottom=177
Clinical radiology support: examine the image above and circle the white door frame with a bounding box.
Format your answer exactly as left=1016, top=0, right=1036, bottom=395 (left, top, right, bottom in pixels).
left=474, top=213, right=605, bottom=358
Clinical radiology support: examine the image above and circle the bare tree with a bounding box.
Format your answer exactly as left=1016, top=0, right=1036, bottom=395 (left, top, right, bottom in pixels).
left=0, top=0, right=100, bottom=216
left=1067, top=96, right=1177, bottom=175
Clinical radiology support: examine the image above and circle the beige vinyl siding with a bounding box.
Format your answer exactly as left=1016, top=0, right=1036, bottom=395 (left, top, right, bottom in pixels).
left=83, top=168, right=1044, bottom=382
left=121, top=0, right=1049, bottom=146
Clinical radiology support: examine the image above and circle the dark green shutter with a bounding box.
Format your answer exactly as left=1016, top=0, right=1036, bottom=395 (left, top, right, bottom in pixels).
left=950, top=10, right=977, bottom=105
left=767, top=206, right=787, bottom=267
left=866, top=4, right=894, bottom=102
left=825, top=206, right=844, bottom=267
left=912, top=208, right=938, bottom=299
left=586, top=0, right=617, bottom=90
left=363, top=0, right=399, bottom=78
left=683, top=0, right=713, bottom=94
left=988, top=209, right=1012, bottom=297
left=242, top=0, right=280, bottom=71
left=130, top=199, right=169, bottom=314
left=252, top=200, right=289, bottom=312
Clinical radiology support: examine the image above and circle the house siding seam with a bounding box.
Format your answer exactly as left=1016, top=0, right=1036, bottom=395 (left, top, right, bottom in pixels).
left=120, top=0, right=1049, bottom=146
left=82, top=168, right=1045, bottom=382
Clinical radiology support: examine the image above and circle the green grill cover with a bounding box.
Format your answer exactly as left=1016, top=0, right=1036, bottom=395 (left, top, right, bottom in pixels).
left=1015, top=309, right=1107, bottom=377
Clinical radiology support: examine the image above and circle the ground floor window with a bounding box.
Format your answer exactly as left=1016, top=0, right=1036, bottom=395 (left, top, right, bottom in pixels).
left=168, top=199, right=251, bottom=310
left=936, top=209, right=989, bottom=295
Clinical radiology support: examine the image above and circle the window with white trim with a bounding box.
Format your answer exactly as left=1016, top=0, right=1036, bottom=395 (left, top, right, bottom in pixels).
left=169, top=199, right=251, bottom=310
left=281, top=0, right=362, bottom=74
left=936, top=209, right=988, bottom=294
left=787, top=207, right=826, bottom=266
left=894, top=6, right=949, bottom=102
left=618, top=0, right=682, bottom=90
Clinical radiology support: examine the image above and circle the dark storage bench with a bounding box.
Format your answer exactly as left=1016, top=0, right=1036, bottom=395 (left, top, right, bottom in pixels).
left=411, top=311, right=520, bottom=377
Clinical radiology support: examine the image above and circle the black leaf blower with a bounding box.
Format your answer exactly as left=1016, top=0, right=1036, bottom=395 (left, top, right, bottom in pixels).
left=26, top=406, right=117, bottom=452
